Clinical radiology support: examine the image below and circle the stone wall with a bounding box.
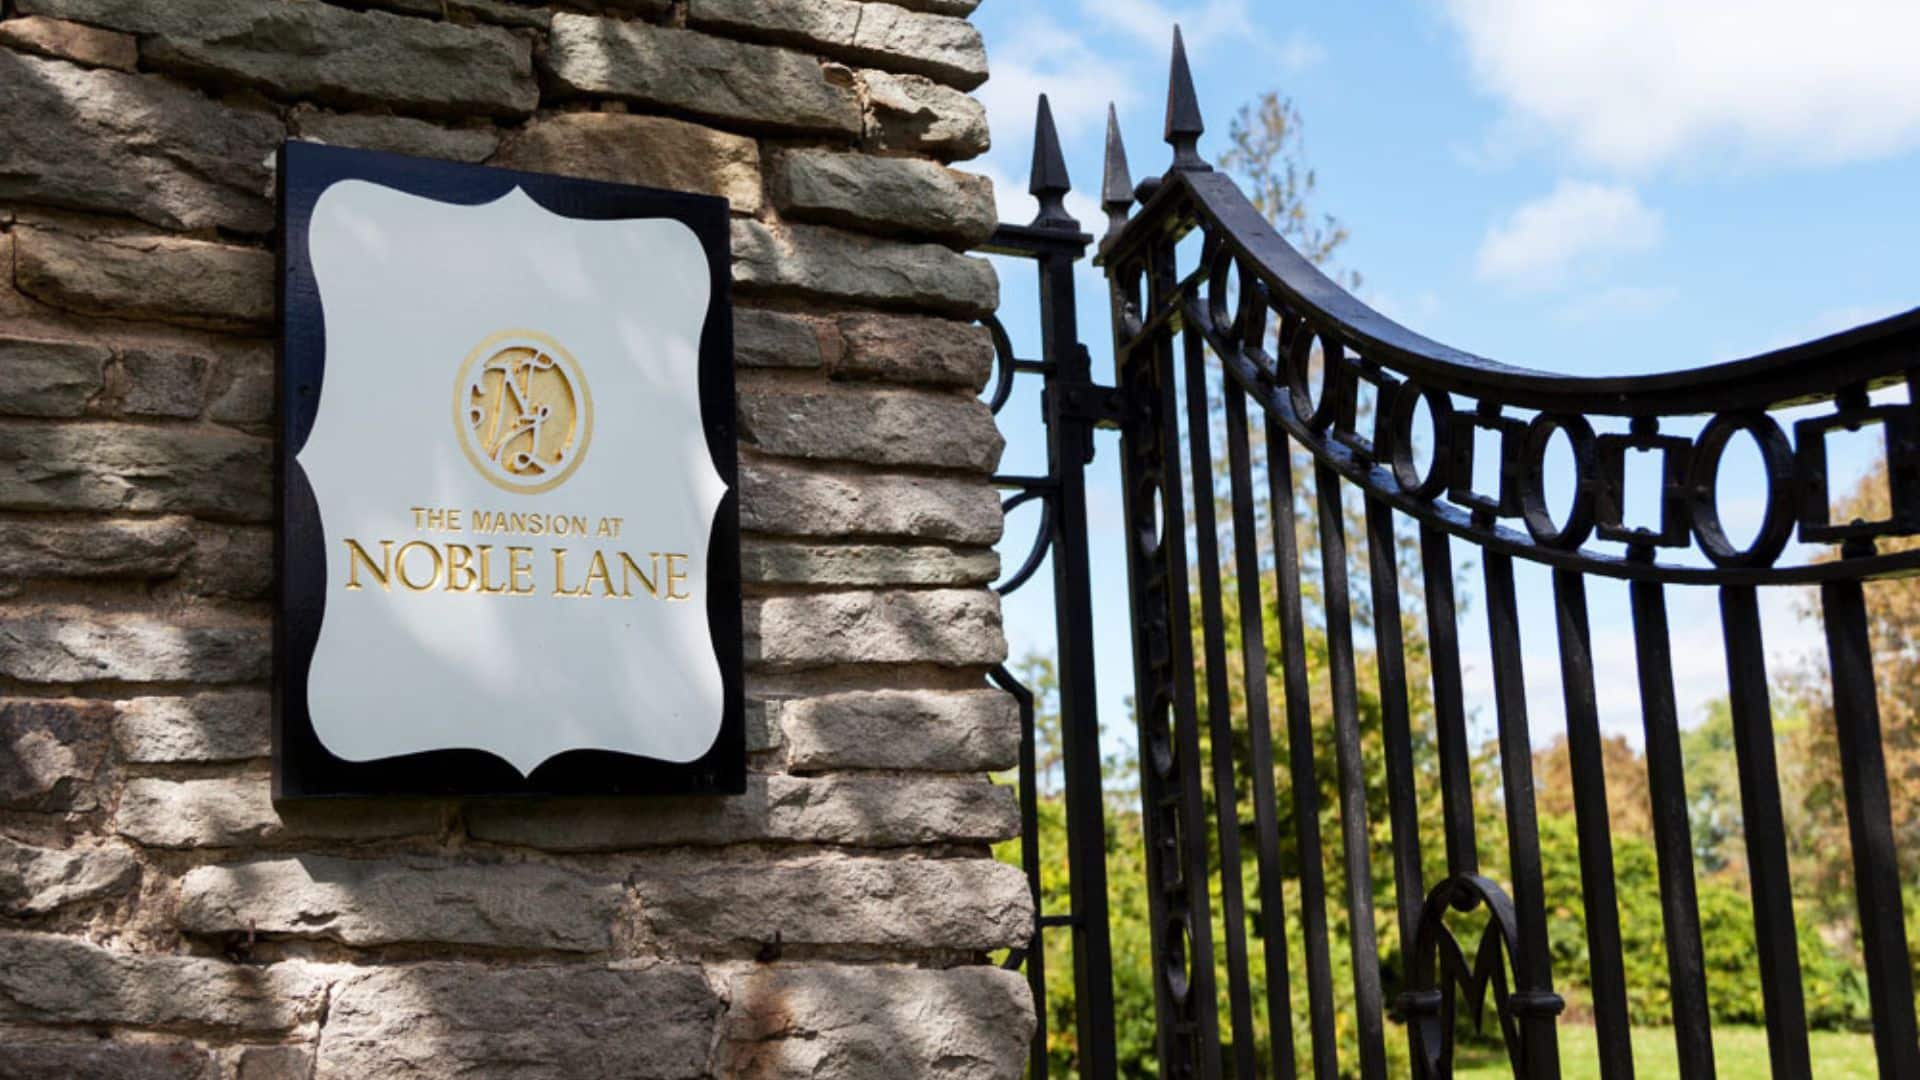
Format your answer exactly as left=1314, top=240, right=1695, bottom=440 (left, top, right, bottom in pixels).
left=0, top=1, right=1032, bottom=1075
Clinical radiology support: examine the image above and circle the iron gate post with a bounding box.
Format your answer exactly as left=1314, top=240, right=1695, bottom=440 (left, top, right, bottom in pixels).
left=984, top=95, right=1120, bottom=1079
left=1032, top=100, right=1121, bottom=1080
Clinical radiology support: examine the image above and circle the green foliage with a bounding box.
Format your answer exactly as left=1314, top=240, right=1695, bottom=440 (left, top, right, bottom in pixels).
left=1528, top=812, right=1867, bottom=1030
left=993, top=654, right=1162, bottom=1076
left=1001, top=88, right=1900, bottom=1080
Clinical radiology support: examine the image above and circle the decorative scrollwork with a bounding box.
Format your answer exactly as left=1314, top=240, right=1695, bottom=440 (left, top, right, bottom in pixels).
left=980, top=313, right=1025, bottom=417
left=996, top=487, right=1055, bottom=597
left=1689, top=411, right=1796, bottom=566
left=1082, top=23, right=1920, bottom=1080
left=1098, top=164, right=1920, bottom=586
left=1520, top=413, right=1597, bottom=548
left=1398, top=874, right=1565, bottom=1080
left=979, top=311, right=1058, bottom=599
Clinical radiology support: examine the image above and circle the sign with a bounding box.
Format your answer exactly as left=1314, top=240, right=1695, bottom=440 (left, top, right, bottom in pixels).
left=275, top=141, right=742, bottom=798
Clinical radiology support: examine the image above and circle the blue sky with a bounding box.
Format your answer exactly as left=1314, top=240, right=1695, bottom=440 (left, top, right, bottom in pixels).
left=969, top=1, right=1920, bottom=752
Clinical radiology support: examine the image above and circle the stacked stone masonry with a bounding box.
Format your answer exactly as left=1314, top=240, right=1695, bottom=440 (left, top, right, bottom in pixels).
left=0, top=0, right=1032, bottom=1075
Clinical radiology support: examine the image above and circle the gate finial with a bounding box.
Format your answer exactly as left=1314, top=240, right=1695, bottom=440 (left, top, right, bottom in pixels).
left=1101, top=103, right=1134, bottom=241
left=1029, top=94, right=1077, bottom=230
left=1164, top=26, right=1209, bottom=172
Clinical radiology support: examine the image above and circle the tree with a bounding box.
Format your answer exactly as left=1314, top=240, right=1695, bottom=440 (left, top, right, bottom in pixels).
left=1221, top=93, right=1360, bottom=290
left=1531, top=731, right=1655, bottom=844
left=1776, top=459, right=1920, bottom=990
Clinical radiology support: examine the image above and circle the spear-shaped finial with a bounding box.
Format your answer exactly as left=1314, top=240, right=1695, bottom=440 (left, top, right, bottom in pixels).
left=1028, top=94, right=1077, bottom=229
left=1164, top=25, right=1209, bottom=172
left=1101, top=103, right=1134, bottom=240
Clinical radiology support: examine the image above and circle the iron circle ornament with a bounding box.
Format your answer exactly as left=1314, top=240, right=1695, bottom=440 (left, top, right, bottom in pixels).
left=1236, top=267, right=1272, bottom=356
left=1689, top=411, right=1798, bottom=568
left=1162, top=912, right=1194, bottom=1007
left=1519, top=413, right=1598, bottom=549
left=1137, top=473, right=1166, bottom=559
left=1118, top=260, right=1147, bottom=328
left=1285, top=319, right=1348, bottom=433
left=1389, top=380, right=1455, bottom=500
left=1237, top=279, right=1280, bottom=385
left=1145, top=691, right=1176, bottom=778
left=1205, top=244, right=1244, bottom=341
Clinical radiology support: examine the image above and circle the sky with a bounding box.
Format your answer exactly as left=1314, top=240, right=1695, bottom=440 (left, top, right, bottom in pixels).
left=968, top=1, right=1920, bottom=754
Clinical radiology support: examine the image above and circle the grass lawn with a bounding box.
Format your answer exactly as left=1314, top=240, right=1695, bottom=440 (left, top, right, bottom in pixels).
left=1452, top=1023, right=1877, bottom=1078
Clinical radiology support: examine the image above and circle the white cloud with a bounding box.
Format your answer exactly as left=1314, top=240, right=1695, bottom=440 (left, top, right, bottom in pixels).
left=975, top=16, right=1140, bottom=143
left=1443, top=0, right=1920, bottom=172
left=1476, top=180, right=1662, bottom=287
left=1276, top=30, right=1326, bottom=73
left=1080, top=0, right=1262, bottom=55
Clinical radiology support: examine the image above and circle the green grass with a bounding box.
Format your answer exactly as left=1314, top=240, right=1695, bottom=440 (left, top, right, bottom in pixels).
left=1453, top=1023, right=1877, bottom=1079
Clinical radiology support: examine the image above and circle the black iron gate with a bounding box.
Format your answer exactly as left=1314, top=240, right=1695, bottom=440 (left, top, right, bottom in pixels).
left=989, top=27, right=1920, bottom=1080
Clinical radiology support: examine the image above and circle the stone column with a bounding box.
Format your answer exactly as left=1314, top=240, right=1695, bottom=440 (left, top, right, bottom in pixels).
left=0, top=1, right=1032, bottom=1075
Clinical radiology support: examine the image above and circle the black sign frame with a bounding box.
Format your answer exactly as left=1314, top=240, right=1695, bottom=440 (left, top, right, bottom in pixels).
left=274, top=140, right=743, bottom=800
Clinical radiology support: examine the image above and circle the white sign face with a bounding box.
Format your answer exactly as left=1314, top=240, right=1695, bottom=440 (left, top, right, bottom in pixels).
left=293, top=174, right=731, bottom=779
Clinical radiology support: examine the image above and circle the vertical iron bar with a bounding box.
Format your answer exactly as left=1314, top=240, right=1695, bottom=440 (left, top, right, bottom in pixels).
left=1035, top=229, right=1119, bottom=1080
left=1363, top=497, right=1424, bottom=1065
left=1419, top=524, right=1477, bottom=878
left=990, top=665, right=1049, bottom=1079
left=1153, top=243, right=1224, bottom=1080
left=1482, top=552, right=1562, bottom=1079
left=1267, top=424, right=1341, bottom=1080
left=1820, top=577, right=1920, bottom=1079
left=1224, top=377, right=1297, bottom=1076
left=1630, top=581, right=1715, bottom=1079
left=1718, top=585, right=1811, bottom=1080
left=1112, top=304, right=1183, bottom=1074
left=1316, top=462, right=1389, bottom=1080
left=1551, top=570, right=1634, bottom=1080
left=1180, top=315, right=1258, bottom=1077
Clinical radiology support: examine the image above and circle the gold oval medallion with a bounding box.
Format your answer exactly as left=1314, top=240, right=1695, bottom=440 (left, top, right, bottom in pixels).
left=453, top=329, right=593, bottom=494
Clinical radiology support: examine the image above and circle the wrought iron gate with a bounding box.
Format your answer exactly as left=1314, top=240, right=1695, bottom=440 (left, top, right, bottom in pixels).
left=990, top=27, right=1920, bottom=1080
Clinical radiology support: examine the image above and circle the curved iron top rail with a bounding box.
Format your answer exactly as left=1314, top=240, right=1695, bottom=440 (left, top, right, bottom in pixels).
left=1097, top=109, right=1920, bottom=588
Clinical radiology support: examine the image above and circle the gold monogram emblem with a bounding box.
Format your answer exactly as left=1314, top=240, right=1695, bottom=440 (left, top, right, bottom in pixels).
left=453, top=329, right=593, bottom=494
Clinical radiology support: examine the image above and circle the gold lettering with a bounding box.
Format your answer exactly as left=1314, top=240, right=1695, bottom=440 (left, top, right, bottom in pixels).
left=617, top=551, right=658, bottom=598
left=410, top=507, right=429, bottom=530
left=472, top=510, right=494, bottom=533
left=477, top=544, right=510, bottom=594
left=344, top=538, right=393, bottom=591
left=508, top=546, right=535, bottom=595
left=664, top=552, right=691, bottom=601
left=394, top=540, right=442, bottom=592
left=551, top=548, right=585, bottom=597
left=570, top=514, right=588, bottom=537
left=583, top=550, right=615, bottom=597
left=445, top=543, right=476, bottom=591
